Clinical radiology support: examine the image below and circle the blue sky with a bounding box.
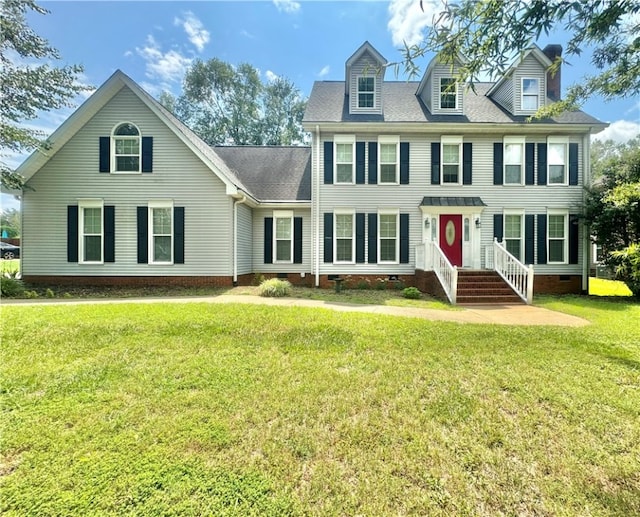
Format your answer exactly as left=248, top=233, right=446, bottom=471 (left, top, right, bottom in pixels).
left=3, top=0, right=639, bottom=211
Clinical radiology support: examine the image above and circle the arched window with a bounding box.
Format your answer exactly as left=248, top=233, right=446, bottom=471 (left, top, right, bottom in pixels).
left=112, top=123, right=140, bottom=172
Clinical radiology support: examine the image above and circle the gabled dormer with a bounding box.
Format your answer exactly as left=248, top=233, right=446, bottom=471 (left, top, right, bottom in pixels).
left=345, top=41, right=387, bottom=115
left=487, top=45, right=559, bottom=116
left=416, top=53, right=467, bottom=115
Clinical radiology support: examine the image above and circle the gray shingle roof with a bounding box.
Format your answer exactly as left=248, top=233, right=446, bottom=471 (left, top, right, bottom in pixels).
left=420, top=196, right=487, bottom=207
left=303, top=81, right=604, bottom=125
left=213, top=146, right=311, bottom=202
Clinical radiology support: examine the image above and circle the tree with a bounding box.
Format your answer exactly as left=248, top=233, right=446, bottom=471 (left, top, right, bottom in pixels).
left=405, top=0, right=640, bottom=117
left=1, top=0, right=89, bottom=190
left=162, top=59, right=307, bottom=146
left=0, top=207, right=21, bottom=238
left=585, top=140, right=640, bottom=296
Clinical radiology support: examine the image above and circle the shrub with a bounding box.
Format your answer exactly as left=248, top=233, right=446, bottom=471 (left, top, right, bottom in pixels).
left=611, top=243, right=640, bottom=298
left=252, top=273, right=266, bottom=286
left=45, top=288, right=56, bottom=298
left=403, top=287, right=421, bottom=299
left=356, top=279, right=370, bottom=290
left=24, top=290, right=39, bottom=299
left=1, top=274, right=25, bottom=297
left=258, top=278, right=292, bottom=297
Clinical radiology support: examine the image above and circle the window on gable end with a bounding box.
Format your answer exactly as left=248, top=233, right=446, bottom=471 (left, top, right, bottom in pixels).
left=357, top=76, right=375, bottom=108
left=440, top=78, right=457, bottom=109
left=112, top=122, right=141, bottom=172
left=522, top=78, right=539, bottom=110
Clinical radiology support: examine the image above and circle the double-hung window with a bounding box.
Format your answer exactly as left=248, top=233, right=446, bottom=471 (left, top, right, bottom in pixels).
left=357, top=76, right=375, bottom=108
left=112, top=122, right=141, bottom=172
left=79, top=199, right=103, bottom=264
left=334, top=211, right=355, bottom=263
left=504, top=137, right=525, bottom=185
left=379, top=136, right=399, bottom=184
left=379, top=210, right=398, bottom=263
left=548, top=211, right=568, bottom=263
left=522, top=78, right=539, bottom=111
left=504, top=211, right=524, bottom=261
left=442, top=136, right=462, bottom=184
left=274, top=210, right=293, bottom=263
left=335, top=135, right=355, bottom=183
left=149, top=201, right=173, bottom=264
left=548, top=137, right=568, bottom=184
left=440, top=78, right=457, bottom=109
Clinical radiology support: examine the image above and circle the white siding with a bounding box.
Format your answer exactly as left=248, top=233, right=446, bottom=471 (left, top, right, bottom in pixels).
left=22, top=86, right=233, bottom=277
left=237, top=203, right=253, bottom=275
left=348, top=51, right=384, bottom=115
left=513, top=54, right=547, bottom=115
left=491, top=75, right=514, bottom=112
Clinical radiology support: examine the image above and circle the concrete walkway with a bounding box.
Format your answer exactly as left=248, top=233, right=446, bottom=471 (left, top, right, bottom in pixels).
left=3, top=294, right=590, bottom=327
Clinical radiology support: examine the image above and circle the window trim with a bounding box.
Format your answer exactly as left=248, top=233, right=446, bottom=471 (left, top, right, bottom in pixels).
left=521, top=77, right=540, bottom=111
left=273, top=209, right=294, bottom=264
left=547, top=136, right=569, bottom=185
left=503, top=209, right=525, bottom=262
left=334, top=210, right=355, bottom=264
left=356, top=75, right=375, bottom=109
left=111, top=122, right=142, bottom=174
left=378, top=209, right=399, bottom=264
left=378, top=135, right=399, bottom=185
left=441, top=136, right=463, bottom=185
left=334, top=135, right=355, bottom=184
left=547, top=210, right=569, bottom=264
left=503, top=136, right=525, bottom=185
left=439, top=77, right=457, bottom=110
left=78, top=199, right=104, bottom=265
left=148, top=200, right=174, bottom=265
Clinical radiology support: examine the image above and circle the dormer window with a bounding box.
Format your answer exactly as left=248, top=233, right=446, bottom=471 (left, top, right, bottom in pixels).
left=522, top=78, right=539, bottom=110
left=357, top=76, right=375, bottom=108
left=440, top=78, right=457, bottom=109
left=113, top=123, right=141, bottom=172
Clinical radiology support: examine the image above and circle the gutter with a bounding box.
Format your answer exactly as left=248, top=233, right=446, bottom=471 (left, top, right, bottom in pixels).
left=233, top=194, right=247, bottom=286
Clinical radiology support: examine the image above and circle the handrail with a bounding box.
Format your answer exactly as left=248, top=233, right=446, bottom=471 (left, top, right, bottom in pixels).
left=492, top=238, right=534, bottom=304
left=429, top=241, right=458, bottom=304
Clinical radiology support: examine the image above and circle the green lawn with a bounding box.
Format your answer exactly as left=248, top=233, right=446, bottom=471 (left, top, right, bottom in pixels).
left=0, top=259, right=19, bottom=275
left=589, top=277, right=633, bottom=297
left=1, top=298, right=639, bottom=515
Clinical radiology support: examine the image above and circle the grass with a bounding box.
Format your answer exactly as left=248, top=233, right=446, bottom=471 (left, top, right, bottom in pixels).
left=589, top=277, right=633, bottom=297
left=2, top=297, right=639, bottom=515
left=0, top=259, right=19, bottom=275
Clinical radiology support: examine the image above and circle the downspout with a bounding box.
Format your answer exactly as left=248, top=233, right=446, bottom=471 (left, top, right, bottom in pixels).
left=233, top=194, right=247, bottom=286
left=582, top=132, right=591, bottom=294
left=315, top=125, right=321, bottom=287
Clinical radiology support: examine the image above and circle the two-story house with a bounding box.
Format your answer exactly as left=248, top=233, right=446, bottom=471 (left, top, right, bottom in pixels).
left=15, top=41, right=606, bottom=303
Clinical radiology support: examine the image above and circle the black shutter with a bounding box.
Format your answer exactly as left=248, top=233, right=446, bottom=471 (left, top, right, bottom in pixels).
left=569, top=143, right=579, bottom=185
left=104, top=205, right=115, bottom=263
left=323, top=213, right=333, bottom=263
left=400, top=213, right=409, bottom=264
left=537, top=214, right=547, bottom=264
left=174, top=207, right=185, bottom=264
left=142, top=137, right=153, bottom=173
left=525, top=143, right=535, bottom=185
left=400, top=142, right=410, bottom=184
left=525, top=214, right=535, bottom=265
left=99, top=137, right=110, bottom=173
left=368, top=213, right=377, bottom=263
left=293, top=217, right=303, bottom=264
left=569, top=214, right=579, bottom=264
left=356, top=142, right=365, bottom=184
left=264, top=217, right=273, bottom=264
left=493, top=213, right=504, bottom=242
left=323, top=141, right=333, bottom=184
left=431, top=142, right=440, bottom=185
left=355, top=213, right=365, bottom=263
left=537, top=143, right=547, bottom=185
left=67, top=205, right=78, bottom=262
left=493, top=143, right=503, bottom=185
left=368, top=142, right=377, bottom=184
left=462, top=142, right=472, bottom=185
left=137, top=207, right=148, bottom=264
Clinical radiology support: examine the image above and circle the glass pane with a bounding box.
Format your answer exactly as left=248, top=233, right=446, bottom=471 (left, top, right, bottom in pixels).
left=430, top=218, right=437, bottom=241
left=83, top=208, right=102, bottom=234
left=504, top=143, right=522, bottom=164
left=358, top=93, right=374, bottom=108
left=335, top=214, right=353, bottom=238
left=548, top=143, right=565, bottom=164
left=505, top=164, right=522, bottom=184
left=154, top=236, right=172, bottom=262
left=380, top=143, right=396, bottom=163
left=114, top=123, right=139, bottom=136
left=443, top=164, right=459, bottom=183
left=442, top=144, right=459, bottom=163
left=336, top=143, right=352, bottom=163
left=276, top=240, right=291, bottom=261
left=275, top=217, right=291, bottom=239
left=549, top=164, right=565, bottom=184
left=153, top=208, right=172, bottom=234
left=504, top=215, right=522, bottom=238
left=522, top=79, right=538, bottom=94
left=506, top=239, right=521, bottom=260
left=379, top=214, right=396, bottom=238
left=84, top=235, right=102, bottom=261
left=358, top=77, right=374, bottom=92
left=380, top=239, right=396, bottom=261
left=116, top=156, right=139, bottom=171
left=380, top=164, right=396, bottom=183
left=336, top=164, right=353, bottom=183
left=336, top=239, right=352, bottom=261
left=548, top=215, right=565, bottom=238
left=522, top=95, right=538, bottom=110
left=549, top=240, right=564, bottom=262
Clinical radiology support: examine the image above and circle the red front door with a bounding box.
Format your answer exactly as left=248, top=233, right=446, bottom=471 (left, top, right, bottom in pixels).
left=439, top=214, right=462, bottom=266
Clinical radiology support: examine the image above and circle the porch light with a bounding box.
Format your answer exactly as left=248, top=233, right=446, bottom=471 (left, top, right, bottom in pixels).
left=424, top=219, right=430, bottom=229
left=475, top=217, right=481, bottom=228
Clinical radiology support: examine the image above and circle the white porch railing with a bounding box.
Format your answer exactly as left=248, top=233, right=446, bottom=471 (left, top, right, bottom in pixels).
left=493, top=238, right=534, bottom=304
left=430, top=241, right=458, bottom=304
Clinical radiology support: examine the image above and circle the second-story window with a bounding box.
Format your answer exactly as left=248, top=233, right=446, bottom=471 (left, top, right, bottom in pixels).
left=113, top=123, right=141, bottom=172
left=334, top=135, right=355, bottom=183
left=522, top=78, right=539, bottom=110
left=358, top=76, right=375, bottom=108
left=548, top=137, right=568, bottom=184
left=441, top=136, right=462, bottom=184
left=379, top=136, right=399, bottom=184
left=504, top=137, right=525, bottom=185
left=440, top=78, right=457, bottom=109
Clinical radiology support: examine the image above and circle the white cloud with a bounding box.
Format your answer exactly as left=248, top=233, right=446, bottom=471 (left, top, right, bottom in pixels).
left=592, top=120, right=640, bottom=144
left=136, top=35, right=192, bottom=85
left=387, top=0, right=441, bottom=47
left=265, top=70, right=279, bottom=82
left=240, top=29, right=255, bottom=39
left=318, top=65, right=330, bottom=78
left=273, top=0, right=300, bottom=14
left=174, top=11, right=210, bottom=52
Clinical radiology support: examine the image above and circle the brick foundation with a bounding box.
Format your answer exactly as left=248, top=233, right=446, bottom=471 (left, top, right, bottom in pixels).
left=533, top=274, right=582, bottom=295
left=236, top=272, right=314, bottom=287
left=316, top=274, right=417, bottom=290
left=23, top=275, right=235, bottom=288
left=414, top=269, right=448, bottom=302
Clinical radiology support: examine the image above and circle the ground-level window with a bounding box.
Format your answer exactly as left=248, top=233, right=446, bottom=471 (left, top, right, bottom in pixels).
left=504, top=212, right=523, bottom=261
left=548, top=212, right=568, bottom=263
left=79, top=200, right=103, bottom=263
left=335, top=212, right=354, bottom=263
left=379, top=211, right=398, bottom=263
left=149, top=202, right=173, bottom=264
left=274, top=210, right=293, bottom=263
